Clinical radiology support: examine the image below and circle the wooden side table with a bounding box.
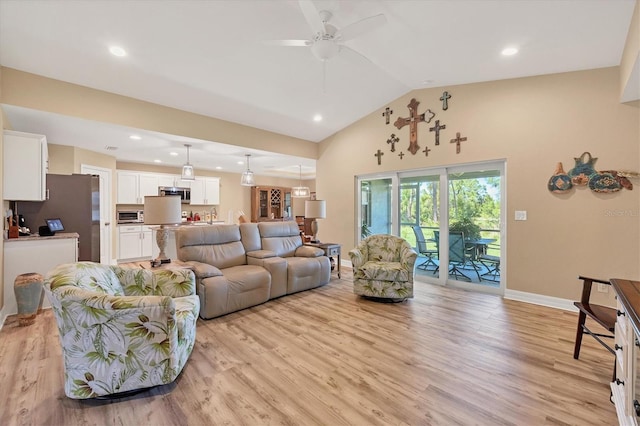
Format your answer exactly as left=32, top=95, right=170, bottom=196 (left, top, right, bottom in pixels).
left=133, top=259, right=193, bottom=271
left=305, top=243, right=341, bottom=278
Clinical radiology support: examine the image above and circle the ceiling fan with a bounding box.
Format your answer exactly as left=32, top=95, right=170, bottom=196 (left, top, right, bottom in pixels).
left=269, top=0, right=387, bottom=62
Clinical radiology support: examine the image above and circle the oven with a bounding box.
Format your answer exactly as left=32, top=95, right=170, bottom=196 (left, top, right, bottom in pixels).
left=117, top=210, right=144, bottom=223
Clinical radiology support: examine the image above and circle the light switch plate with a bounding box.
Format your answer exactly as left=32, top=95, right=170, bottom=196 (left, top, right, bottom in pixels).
left=515, top=211, right=527, bottom=221
left=597, top=283, right=609, bottom=293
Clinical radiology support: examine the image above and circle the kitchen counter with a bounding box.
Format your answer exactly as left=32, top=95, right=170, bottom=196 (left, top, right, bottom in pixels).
left=4, top=232, right=80, bottom=243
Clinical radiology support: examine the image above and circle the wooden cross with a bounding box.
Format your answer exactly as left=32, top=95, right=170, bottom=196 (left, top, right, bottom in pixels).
left=398, top=152, right=405, bottom=160
left=386, top=133, right=399, bottom=152
left=394, top=98, right=435, bottom=155
left=450, top=132, right=467, bottom=154
left=440, top=91, right=451, bottom=110
left=429, top=120, right=446, bottom=145
left=374, top=149, right=384, bottom=165
left=382, top=107, right=393, bottom=125
left=422, top=146, right=431, bottom=157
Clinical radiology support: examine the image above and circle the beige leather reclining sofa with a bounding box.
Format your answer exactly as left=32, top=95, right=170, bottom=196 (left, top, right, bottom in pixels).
left=174, top=221, right=331, bottom=319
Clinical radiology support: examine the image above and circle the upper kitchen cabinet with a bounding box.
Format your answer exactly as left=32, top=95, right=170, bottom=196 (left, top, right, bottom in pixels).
left=190, top=177, right=220, bottom=205
left=116, top=171, right=162, bottom=204
left=3, top=130, right=48, bottom=201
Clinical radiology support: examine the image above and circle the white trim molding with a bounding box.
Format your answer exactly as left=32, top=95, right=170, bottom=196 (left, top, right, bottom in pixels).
left=504, top=289, right=577, bottom=312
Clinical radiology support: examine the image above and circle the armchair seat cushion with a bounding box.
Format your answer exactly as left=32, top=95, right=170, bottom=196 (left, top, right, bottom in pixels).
left=356, top=261, right=410, bottom=282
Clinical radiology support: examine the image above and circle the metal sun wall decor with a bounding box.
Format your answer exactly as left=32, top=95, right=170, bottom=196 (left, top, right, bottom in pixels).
left=375, top=91, right=462, bottom=165
left=547, top=151, right=634, bottom=194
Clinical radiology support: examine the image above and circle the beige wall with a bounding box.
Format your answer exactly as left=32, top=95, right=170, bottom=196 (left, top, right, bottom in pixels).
left=317, top=67, right=640, bottom=302
left=0, top=67, right=318, bottom=160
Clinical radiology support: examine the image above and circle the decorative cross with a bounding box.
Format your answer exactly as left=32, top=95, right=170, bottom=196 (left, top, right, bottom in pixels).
left=450, top=132, right=468, bottom=154
left=374, top=149, right=384, bottom=165
left=382, top=107, right=393, bottom=125
left=398, top=152, right=405, bottom=160
left=394, top=98, right=435, bottom=155
left=440, top=91, right=451, bottom=110
left=429, top=120, right=446, bottom=145
left=422, top=146, right=431, bottom=157
left=386, top=133, right=399, bottom=152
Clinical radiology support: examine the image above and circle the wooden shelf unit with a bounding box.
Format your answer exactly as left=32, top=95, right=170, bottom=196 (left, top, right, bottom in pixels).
left=251, top=186, right=292, bottom=222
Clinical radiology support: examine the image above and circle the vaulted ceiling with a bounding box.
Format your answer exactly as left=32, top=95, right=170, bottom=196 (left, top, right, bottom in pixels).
left=0, top=0, right=636, bottom=177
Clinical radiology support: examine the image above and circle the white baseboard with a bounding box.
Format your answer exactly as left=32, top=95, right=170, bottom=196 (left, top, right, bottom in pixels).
left=504, top=289, right=577, bottom=312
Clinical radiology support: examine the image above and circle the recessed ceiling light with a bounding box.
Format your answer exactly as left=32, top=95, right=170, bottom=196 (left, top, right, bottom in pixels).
left=237, top=161, right=244, bottom=165
left=109, top=46, right=127, bottom=57
left=215, top=166, right=222, bottom=170
left=421, top=79, right=434, bottom=85
left=313, top=114, right=323, bottom=122
left=153, top=159, right=162, bottom=163
left=129, top=134, right=141, bottom=140
left=169, top=152, right=179, bottom=156
left=501, top=47, right=519, bottom=56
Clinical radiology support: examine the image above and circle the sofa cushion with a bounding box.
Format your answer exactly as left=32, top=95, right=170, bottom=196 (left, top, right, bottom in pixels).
left=355, top=261, right=410, bottom=282
left=258, top=221, right=303, bottom=257
left=176, top=225, right=247, bottom=269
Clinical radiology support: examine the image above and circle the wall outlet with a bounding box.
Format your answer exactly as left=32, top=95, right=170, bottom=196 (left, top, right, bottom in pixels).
left=597, top=283, right=609, bottom=293
left=515, top=211, right=527, bottom=221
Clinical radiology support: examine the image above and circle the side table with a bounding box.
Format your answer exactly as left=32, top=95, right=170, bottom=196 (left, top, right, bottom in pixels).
left=305, top=242, right=341, bottom=278
left=134, top=259, right=194, bottom=271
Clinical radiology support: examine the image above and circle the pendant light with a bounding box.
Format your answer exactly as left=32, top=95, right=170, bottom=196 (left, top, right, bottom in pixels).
left=292, top=164, right=310, bottom=198
left=240, top=154, right=255, bottom=186
left=181, top=144, right=195, bottom=181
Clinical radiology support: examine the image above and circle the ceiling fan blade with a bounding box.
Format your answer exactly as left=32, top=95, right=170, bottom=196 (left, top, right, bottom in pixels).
left=337, top=14, right=386, bottom=42
left=264, top=39, right=312, bottom=47
left=298, top=0, right=325, bottom=36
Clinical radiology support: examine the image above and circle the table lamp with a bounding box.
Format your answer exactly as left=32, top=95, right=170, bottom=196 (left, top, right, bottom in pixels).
left=144, top=195, right=182, bottom=264
left=305, top=200, right=326, bottom=243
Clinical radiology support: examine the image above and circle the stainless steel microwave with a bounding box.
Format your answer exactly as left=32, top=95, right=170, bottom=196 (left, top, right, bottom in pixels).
left=117, top=210, right=144, bottom=223
left=158, top=186, right=191, bottom=204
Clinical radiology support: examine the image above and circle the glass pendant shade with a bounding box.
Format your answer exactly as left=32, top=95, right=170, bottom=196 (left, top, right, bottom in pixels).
left=181, top=144, right=195, bottom=181
left=240, top=154, right=255, bottom=186
left=292, top=164, right=310, bottom=198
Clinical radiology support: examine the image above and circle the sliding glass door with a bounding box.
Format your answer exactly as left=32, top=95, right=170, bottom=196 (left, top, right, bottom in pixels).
left=356, top=161, right=504, bottom=294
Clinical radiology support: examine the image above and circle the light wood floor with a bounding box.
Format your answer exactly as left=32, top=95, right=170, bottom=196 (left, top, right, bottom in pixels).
left=0, top=269, right=617, bottom=425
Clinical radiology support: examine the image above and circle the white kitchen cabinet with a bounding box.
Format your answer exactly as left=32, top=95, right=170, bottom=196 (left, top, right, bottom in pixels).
left=190, top=177, right=220, bottom=205
left=116, top=171, right=163, bottom=204
left=3, top=130, right=48, bottom=201
left=117, top=225, right=153, bottom=260
left=3, top=233, right=78, bottom=319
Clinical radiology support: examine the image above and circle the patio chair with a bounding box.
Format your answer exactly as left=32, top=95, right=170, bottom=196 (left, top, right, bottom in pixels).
left=448, top=231, right=481, bottom=281
left=412, top=225, right=438, bottom=271
left=478, top=244, right=500, bottom=282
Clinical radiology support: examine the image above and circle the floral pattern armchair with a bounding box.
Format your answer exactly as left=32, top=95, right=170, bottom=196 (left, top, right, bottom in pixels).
left=44, top=262, right=200, bottom=399
left=349, top=234, right=418, bottom=300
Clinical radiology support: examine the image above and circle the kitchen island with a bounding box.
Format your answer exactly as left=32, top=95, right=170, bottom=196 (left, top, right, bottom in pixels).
left=2, top=232, right=79, bottom=323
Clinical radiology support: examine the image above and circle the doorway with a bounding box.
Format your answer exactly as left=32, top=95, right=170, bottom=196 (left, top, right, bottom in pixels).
left=81, top=164, right=112, bottom=265
left=356, top=161, right=505, bottom=294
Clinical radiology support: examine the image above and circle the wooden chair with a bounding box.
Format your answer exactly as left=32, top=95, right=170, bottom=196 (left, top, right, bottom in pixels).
left=573, top=275, right=616, bottom=380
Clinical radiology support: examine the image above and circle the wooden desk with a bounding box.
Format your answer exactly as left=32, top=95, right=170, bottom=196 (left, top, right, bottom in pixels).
left=305, top=242, right=341, bottom=278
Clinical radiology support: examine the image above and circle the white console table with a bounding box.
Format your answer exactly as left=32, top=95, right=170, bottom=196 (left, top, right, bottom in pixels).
left=3, top=233, right=78, bottom=321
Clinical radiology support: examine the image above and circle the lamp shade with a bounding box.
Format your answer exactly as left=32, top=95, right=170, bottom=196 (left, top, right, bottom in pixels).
left=305, top=200, right=326, bottom=219
left=144, top=196, right=182, bottom=225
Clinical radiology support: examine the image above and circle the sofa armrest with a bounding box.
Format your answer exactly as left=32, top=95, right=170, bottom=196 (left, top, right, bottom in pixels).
left=184, top=261, right=223, bottom=279
left=294, top=246, right=323, bottom=258
left=348, top=248, right=366, bottom=269
left=246, top=250, right=277, bottom=259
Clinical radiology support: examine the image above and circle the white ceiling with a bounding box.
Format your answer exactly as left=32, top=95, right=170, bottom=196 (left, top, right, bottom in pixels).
left=0, top=0, right=636, bottom=177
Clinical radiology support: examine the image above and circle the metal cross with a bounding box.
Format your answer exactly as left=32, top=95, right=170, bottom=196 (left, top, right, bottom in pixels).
left=398, top=152, right=405, bottom=160
left=429, top=120, right=446, bottom=146
left=450, top=132, right=468, bottom=154
left=386, top=133, right=399, bottom=152
left=394, top=98, right=435, bottom=155
left=374, top=149, right=384, bottom=165
left=422, top=146, right=431, bottom=157
left=440, top=91, right=451, bottom=110
left=382, top=107, right=393, bottom=125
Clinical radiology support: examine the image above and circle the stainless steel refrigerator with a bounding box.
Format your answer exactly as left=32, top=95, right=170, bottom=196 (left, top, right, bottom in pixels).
left=18, top=174, right=100, bottom=262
